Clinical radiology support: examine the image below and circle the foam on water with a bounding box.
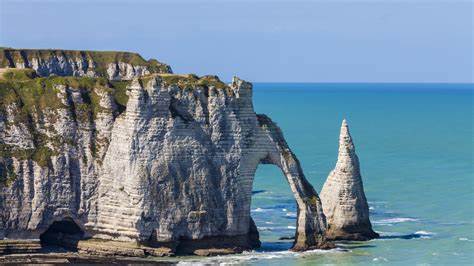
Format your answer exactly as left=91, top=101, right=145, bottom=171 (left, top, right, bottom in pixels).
left=373, top=217, right=419, bottom=225
left=176, top=246, right=347, bottom=265
left=252, top=208, right=270, bottom=213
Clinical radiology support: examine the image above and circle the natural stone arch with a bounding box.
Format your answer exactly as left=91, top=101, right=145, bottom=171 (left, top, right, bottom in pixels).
left=255, top=115, right=331, bottom=250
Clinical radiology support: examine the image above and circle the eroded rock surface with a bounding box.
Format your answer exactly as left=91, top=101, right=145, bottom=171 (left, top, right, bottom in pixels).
left=320, top=119, right=379, bottom=240
left=0, top=48, right=172, bottom=80
left=0, top=51, right=329, bottom=255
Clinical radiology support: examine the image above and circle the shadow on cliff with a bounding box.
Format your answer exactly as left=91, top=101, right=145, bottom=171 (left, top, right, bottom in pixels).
left=39, top=219, right=84, bottom=252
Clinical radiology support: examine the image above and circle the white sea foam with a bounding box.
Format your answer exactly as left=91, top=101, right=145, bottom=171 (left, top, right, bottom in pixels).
left=285, top=212, right=297, bottom=218
left=176, top=247, right=346, bottom=265
left=373, top=217, right=418, bottom=224
left=459, top=237, right=474, bottom=242
left=414, top=231, right=435, bottom=239
left=252, top=207, right=269, bottom=213
left=257, top=226, right=294, bottom=231
left=415, top=231, right=435, bottom=236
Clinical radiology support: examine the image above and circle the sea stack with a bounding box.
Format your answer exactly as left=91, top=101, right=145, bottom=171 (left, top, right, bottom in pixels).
left=320, top=119, right=379, bottom=241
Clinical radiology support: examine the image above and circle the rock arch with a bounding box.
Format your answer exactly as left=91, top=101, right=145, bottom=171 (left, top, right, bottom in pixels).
left=256, top=115, right=331, bottom=250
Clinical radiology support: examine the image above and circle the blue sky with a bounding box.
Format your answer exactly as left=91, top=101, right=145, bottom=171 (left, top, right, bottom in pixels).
left=0, top=0, right=472, bottom=82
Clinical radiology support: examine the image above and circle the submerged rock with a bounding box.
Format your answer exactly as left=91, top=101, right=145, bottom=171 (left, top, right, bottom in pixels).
left=320, top=119, right=379, bottom=241
left=0, top=49, right=329, bottom=256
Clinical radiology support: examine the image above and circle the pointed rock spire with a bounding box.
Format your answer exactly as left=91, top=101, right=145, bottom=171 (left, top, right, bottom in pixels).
left=320, top=119, right=379, bottom=240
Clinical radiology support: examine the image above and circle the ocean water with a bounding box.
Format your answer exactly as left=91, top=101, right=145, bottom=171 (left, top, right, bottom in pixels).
left=177, top=83, right=474, bottom=265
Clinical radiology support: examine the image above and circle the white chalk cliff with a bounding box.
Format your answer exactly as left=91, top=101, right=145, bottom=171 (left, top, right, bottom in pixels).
left=0, top=48, right=331, bottom=256
left=320, top=119, right=379, bottom=240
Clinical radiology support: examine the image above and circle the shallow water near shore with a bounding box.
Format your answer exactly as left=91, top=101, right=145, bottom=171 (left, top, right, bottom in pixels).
left=174, top=83, right=473, bottom=265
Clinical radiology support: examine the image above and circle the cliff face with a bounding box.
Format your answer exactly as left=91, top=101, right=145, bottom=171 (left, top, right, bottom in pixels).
left=319, top=120, right=378, bottom=241
left=0, top=50, right=328, bottom=255
left=0, top=48, right=172, bottom=80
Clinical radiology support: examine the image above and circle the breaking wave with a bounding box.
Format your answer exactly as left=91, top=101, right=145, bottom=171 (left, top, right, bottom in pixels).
left=176, top=244, right=347, bottom=265
left=378, top=230, right=435, bottom=240
left=373, top=217, right=418, bottom=225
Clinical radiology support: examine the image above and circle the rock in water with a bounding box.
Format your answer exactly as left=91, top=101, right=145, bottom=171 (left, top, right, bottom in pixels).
left=320, top=119, right=379, bottom=241
left=0, top=49, right=330, bottom=256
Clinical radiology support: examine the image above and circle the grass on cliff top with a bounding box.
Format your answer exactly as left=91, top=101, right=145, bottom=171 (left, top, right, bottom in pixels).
left=0, top=71, right=131, bottom=171
left=0, top=68, right=37, bottom=80
left=0, top=47, right=171, bottom=75
left=156, top=73, right=227, bottom=90
left=0, top=72, right=134, bottom=126
left=0, top=71, right=230, bottom=175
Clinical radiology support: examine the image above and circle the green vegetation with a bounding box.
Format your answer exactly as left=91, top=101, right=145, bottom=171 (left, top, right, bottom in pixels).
left=0, top=161, right=17, bottom=187
left=0, top=47, right=172, bottom=77
left=158, top=74, right=227, bottom=89
left=1, top=68, right=37, bottom=80
left=0, top=67, right=231, bottom=174
left=0, top=71, right=125, bottom=170
left=109, top=81, right=130, bottom=105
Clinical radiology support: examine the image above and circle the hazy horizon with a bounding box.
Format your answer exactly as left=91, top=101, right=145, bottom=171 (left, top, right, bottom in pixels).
left=0, top=0, right=472, bottom=83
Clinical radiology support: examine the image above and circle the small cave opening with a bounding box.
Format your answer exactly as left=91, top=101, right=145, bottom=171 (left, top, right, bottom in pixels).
left=39, top=218, right=84, bottom=250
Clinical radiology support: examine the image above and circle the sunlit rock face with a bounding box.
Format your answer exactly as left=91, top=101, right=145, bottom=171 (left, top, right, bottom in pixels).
left=0, top=50, right=329, bottom=255
left=0, top=48, right=172, bottom=80
left=320, top=119, right=379, bottom=241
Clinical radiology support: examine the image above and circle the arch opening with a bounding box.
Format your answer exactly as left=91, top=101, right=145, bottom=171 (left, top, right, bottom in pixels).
left=39, top=218, right=84, bottom=250
left=251, top=163, right=297, bottom=251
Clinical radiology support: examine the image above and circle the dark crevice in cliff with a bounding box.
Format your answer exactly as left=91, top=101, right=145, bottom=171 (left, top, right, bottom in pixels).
left=79, top=51, right=89, bottom=73
left=169, top=103, right=195, bottom=123
left=39, top=219, right=84, bottom=251
left=3, top=50, right=15, bottom=68
left=18, top=50, right=30, bottom=68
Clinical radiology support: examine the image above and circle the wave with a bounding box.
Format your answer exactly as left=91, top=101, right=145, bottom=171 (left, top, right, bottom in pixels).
left=373, top=217, right=418, bottom=225
left=257, top=226, right=296, bottom=232
left=414, top=231, right=434, bottom=236
left=373, top=257, right=389, bottom=262
left=378, top=230, right=435, bottom=240
left=459, top=237, right=474, bottom=242
left=252, top=207, right=271, bottom=213
left=176, top=245, right=346, bottom=265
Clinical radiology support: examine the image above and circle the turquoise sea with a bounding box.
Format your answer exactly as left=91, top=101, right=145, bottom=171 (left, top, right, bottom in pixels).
left=175, top=83, right=474, bottom=265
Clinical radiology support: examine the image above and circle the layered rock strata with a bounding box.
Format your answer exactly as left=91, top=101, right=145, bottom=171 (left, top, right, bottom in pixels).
left=0, top=47, right=172, bottom=80
left=0, top=50, right=329, bottom=256
left=320, top=119, right=379, bottom=240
